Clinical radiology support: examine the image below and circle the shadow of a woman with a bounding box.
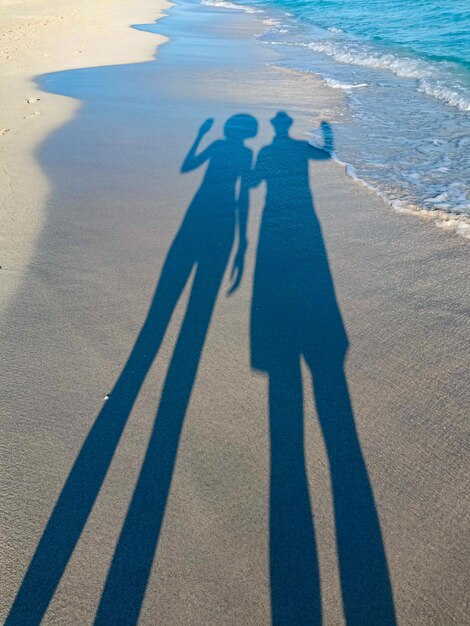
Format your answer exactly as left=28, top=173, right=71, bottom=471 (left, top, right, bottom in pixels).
left=6, top=114, right=257, bottom=626
left=251, top=112, right=396, bottom=625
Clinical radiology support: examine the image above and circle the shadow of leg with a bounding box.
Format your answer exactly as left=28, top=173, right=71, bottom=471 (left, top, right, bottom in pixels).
left=268, top=358, right=322, bottom=626
left=94, top=255, right=228, bottom=626
left=310, top=360, right=396, bottom=626
left=5, top=235, right=196, bottom=626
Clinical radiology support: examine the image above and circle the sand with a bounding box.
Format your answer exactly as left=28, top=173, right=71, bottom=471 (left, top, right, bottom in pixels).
left=1, top=0, right=469, bottom=624
left=0, top=0, right=169, bottom=313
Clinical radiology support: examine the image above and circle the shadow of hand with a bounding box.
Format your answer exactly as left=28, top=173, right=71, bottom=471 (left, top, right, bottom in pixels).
left=198, top=117, right=214, bottom=137
left=227, top=245, right=246, bottom=295
left=320, top=120, right=334, bottom=153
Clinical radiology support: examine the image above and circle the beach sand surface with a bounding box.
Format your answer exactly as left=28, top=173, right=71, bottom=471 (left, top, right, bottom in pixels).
left=0, top=0, right=169, bottom=312
left=1, top=1, right=469, bottom=625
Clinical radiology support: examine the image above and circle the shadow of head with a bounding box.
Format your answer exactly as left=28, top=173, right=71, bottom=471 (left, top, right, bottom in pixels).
left=224, top=113, right=258, bottom=142
left=271, top=110, right=293, bottom=134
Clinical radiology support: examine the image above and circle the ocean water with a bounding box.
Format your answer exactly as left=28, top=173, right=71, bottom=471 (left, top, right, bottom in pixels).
left=201, top=0, right=470, bottom=235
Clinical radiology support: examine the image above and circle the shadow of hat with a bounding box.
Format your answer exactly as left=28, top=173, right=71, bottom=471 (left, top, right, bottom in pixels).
left=270, top=111, right=293, bottom=129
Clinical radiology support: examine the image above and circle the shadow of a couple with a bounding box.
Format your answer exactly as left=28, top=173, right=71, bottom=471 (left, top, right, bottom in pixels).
left=7, top=112, right=396, bottom=626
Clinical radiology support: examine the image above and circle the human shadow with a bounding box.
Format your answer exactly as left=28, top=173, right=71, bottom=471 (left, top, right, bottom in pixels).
left=251, top=112, right=396, bottom=625
left=6, top=114, right=257, bottom=626
left=7, top=110, right=396, bottom=626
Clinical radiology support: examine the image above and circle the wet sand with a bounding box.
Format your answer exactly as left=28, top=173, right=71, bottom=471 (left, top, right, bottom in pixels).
left=1, top=1, right=469, bottom=624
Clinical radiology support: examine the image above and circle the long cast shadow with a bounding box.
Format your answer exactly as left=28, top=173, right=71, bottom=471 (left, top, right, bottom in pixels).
left=6, top=114, right=256, bottom=626
left=251, top=112, right=396, bottom=625
left=7, top=110, right=396, bottom=626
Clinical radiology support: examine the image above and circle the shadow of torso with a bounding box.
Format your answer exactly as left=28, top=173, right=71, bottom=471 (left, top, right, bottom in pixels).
left=251, top=136, right=348, bottom=371
left=249, top=128, right=395, bottom=626
left=178, top=138, right=250, bottom=257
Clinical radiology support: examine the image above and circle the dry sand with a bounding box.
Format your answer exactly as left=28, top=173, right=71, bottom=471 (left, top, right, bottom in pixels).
left=1, top=1, right=469, bottom=625
left=0, top=0, right=169, bottom=313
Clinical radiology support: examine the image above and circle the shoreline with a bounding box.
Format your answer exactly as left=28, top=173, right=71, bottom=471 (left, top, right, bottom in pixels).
left=0, top=0, right=171, bottom=316
left=217, top=1, right=470, bottom=239
left=1, top=0, right=469, bottom=624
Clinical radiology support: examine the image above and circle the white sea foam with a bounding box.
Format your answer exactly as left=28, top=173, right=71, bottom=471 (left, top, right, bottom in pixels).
left=395, top=204, right=470, bottom=239
left=417, top=79, right=470, bottom=112
left=296, top=40, right=470, bottom=112
left=262, top=18, right=289, bottom=33
left=435, top=218, right=470, bottom=238
left=308, top=135, right=470, bottom=239
left=324, top=78, right=368, bottom=90
left=304, top=41, right=432, bottom=77
left=423, top=182, right=470, bottom=213
left=263, top=18, right=279, bottom=26
left=201, top=0, right=260, bottom=13
left=355, top=177, right=470, bottom=239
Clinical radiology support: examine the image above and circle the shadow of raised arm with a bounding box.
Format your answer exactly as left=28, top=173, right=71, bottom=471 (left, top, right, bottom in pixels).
left=309, top=120, right=334, bottom=160
left=181, top=118, right=216, bottom=172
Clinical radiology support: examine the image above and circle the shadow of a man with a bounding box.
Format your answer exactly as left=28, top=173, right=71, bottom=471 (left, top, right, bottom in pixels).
left=6, top=114, right=257, bottom=626
left=251, top=112, right=396, bottom=625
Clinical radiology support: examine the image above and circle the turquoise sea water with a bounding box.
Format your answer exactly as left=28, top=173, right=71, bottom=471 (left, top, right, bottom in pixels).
left=202, top=0, right=470, bottom=231
left=248, top=0, right=470, bottom=69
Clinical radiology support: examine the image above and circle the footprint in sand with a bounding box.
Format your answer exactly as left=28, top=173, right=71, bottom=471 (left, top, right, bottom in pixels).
left=1, top=128, right=10, bottom=135
left=26, top=97, right=40, bottom=103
